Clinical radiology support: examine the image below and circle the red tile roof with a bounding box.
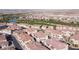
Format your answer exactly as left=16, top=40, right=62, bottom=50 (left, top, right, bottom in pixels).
left=46, top=39, right=67, bottom=50
left=45, top=28, right=62, bottom=35
left=0, top=34, right=6, bottom=42
left=34, top=31, right=46, bottom=38
left=26, top=42, right=48, bottom=50
left=23, top=28, right=37, bottom=33
left=19, top=32, right=32, bottom=42
left=70, top=32, right=79, bottom=41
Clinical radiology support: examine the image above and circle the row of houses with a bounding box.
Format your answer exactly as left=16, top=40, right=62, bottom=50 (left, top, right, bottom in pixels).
left=16, top=25, right=79, bottom=49
left=18, top=14, right=79, bottom=22
left=12, top=24, right=69, bottom=50
left=1, top=23, right=78, bottom=50
left=12, top=30, right=49, bottom=50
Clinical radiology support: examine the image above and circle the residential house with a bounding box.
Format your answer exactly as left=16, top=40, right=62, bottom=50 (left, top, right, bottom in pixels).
left=32, top=31, right=48, bottom=42
left=25, top=42, right=48, bottom=50
left=45, top=28, right=63, bottom=40
left=41, top=39, right=68, bottom=50
left=70, top=32, right=79, bottom=48
left=23, top=28, right=37, bottom=35
left=13, top=30, right=33, bottom=49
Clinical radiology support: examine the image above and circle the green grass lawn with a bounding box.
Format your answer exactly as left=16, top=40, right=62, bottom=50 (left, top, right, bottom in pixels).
left=16, top=19, right=56, bottom=26
left=16, top=19, right=79, bottom=27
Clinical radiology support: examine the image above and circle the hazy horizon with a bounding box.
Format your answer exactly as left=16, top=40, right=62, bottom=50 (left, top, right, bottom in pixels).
left=0, top=9, right=79, bottom=15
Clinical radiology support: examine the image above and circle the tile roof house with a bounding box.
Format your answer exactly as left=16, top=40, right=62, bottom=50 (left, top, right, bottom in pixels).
left=56, top=26, right=76, bottom=42
left=12, top=30, right=33, bottom=49
left=30, top=25, right=40, bottom=29
left=19, top=32, right=33, bottom=43
left=41, top=25, right=48, bottom=30
left=17, top=24, right=30, bottom=28
left=56, top=25, right=79, bottom=31
left=7, top=23, right=21, bottom=31
left=23, top=28, right=37, bottom=35
left=8, top=25, right=19, bottom=30
left=32, top=31, right=48, bottom=42
left=41, top=39, right=68, bottom=50
left=61, top=29, right=75, bottom=38
left=25, top=42, right=48, bottom=50
left=70, top=32, right=79, bottom=48
left=45, top=28, right=63, bottom=40
left=48, top=26, right=54, bottom=29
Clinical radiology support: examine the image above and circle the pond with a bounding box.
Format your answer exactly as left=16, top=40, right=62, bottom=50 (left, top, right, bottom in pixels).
left=8, top=19, right=16, bottom=23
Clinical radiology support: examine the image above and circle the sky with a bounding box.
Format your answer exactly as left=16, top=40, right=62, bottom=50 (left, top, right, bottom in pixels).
left=0, top=0, right=79, bottom=9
